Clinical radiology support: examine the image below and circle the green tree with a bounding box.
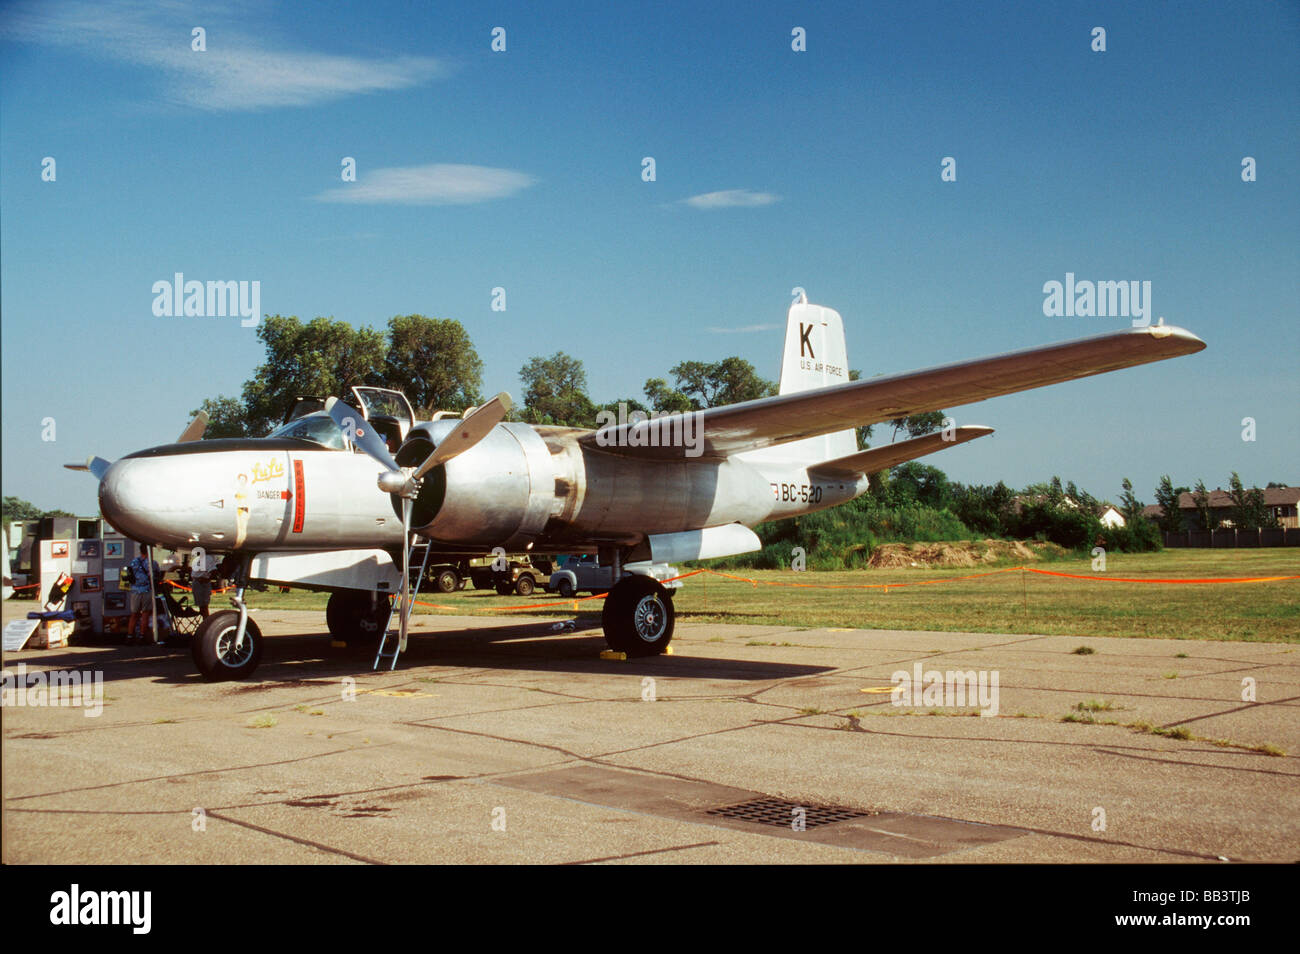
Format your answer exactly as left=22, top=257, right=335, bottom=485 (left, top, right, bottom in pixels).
left=3, top=497, right=43, bottom=521
left=519, top=352, right=596, bottom=426
left=643, top=378, right=695, bottom=414
left=3, top=497, right=73, bottom=521
left=1118, top=477, right=1143, bottom=523
left=950, top=481, right=1016, bottom=536
left=240, top=315, right=387, bottom=435
left=1152, top=475, right=1187, bottom=534
left=1192, top=479, right=1214, bottom=531
left=593, top=396, right=651, bottom=420
left=887, top=462, right=952, bottom=510
left=888, top=410, right=947, bottom=442
left=666, top=357, right=776, bottom=409
left=1227, top=472, right=1277, bottom=530
left=190, top=395, right=249, bottom=439
left=383, top=315, right=483, bottom=417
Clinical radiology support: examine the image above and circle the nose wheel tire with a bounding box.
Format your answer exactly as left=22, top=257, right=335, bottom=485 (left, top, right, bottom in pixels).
left=192, top=610, right=264, bottom=681
left=602, top=576, right=674, bottom=656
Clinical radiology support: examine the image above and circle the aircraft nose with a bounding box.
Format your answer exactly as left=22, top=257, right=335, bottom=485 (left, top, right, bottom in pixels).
left=99, top=458, right=158, bottom=543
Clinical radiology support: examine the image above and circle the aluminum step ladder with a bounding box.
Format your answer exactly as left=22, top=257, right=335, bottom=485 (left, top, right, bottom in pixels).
left=373, top=539, right=432, bottom=671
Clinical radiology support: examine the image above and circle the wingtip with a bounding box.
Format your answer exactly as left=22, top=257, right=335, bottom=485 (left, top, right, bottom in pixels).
left=1139, top=324, right=1206, bottom=352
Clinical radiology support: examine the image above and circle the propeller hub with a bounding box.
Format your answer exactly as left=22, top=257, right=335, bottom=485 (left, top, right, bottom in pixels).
left=377, top=470, right=412, bottom=495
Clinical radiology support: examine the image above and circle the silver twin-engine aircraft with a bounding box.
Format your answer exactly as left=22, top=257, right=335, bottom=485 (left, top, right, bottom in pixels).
left=70, top=297, right=1205, bottom=679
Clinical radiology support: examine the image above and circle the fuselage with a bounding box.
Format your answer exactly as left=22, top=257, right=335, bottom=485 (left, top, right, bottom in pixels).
left=99, top=420, right=867, bottom=555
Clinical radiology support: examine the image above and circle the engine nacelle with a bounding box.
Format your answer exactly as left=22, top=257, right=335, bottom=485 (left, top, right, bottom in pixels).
left=395, top=421, right=555, bottom=549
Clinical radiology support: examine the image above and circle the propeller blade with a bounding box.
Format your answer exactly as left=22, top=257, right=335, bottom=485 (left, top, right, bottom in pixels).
left=412, top=392, right=512, bottom=479
left=176, top=411, right=208, bottom=443
left=326, top=396, right=400, bottom=472
left=65, top=456, right=112, bottom=480
left=398, top=497, right=412, bottom=653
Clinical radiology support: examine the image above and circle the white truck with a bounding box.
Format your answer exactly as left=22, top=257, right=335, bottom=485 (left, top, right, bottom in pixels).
left=545, top=555, right=683, bottom=598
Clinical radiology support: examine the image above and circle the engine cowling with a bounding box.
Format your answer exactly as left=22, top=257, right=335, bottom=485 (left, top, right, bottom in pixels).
left=394, top=420, right=554, bottom=549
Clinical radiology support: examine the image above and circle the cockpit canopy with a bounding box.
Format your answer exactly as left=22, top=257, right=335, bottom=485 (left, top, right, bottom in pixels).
left=267, top=412, right=347, bottom=450
left=269, top=387, right=421, bottom=452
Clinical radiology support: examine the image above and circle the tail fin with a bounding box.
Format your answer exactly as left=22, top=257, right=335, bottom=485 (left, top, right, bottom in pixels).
left=738, top=299, right=858, bottom=464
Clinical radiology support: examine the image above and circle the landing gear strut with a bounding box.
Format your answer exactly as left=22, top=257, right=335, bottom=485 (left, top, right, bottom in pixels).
left=602, top=575, right=675, bottom=656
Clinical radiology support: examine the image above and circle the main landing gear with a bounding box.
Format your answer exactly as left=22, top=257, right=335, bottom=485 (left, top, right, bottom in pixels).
left=601, top=574, right=675, bottom=657
left=325, top=590, right=393, bottom=644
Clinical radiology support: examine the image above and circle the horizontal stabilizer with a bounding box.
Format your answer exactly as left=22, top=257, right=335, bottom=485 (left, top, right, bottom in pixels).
left=64, top=456, right=112, bottom=480
left=809, top=426, right=993, bottom=480
left=176, top=411, right=208, bottom=443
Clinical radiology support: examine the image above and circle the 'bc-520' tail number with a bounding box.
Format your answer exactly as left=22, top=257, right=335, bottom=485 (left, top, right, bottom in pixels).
left=770, top=482, right=824, bottom=504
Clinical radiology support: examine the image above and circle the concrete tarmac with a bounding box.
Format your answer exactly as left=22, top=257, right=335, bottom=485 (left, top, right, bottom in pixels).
left=3, top=603, right=1297, bottom=864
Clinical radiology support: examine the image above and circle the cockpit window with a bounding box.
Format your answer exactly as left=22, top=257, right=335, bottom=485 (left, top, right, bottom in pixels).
left=268, top=413, right=346, bottom=450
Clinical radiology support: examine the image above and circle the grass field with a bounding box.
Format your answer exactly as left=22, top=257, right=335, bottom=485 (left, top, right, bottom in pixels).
left=242, top=548, right=1299, bottom=643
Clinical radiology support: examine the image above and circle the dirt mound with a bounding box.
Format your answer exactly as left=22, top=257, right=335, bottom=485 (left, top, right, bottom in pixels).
left=867, top=539, right=1063, bottom=568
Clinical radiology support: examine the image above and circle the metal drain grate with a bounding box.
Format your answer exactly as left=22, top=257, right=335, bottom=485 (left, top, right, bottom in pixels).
left=705, top=796, right=874, bottom=829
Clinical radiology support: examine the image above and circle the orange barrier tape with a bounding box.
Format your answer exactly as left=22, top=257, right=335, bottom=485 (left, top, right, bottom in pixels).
left=392, top=562, right=1297, bottom=615
left=1022, top=568, right=1300, bottom=584
left=166, top=581, right=235, bottom=593
left=180, top=563, right=1294, bottom=618
left=694, top=566, right=1026, bottom=590
left=413, top=589, right=610, bottom=612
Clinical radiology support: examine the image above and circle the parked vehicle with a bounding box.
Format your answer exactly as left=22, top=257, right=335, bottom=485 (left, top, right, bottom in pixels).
left=493, top=557, right=551, bottom=596
left=545, top=555, right=683, bottom=598
left=462, top=554, right=545, bottom=592
left=406, top=546, right=470, bottom=593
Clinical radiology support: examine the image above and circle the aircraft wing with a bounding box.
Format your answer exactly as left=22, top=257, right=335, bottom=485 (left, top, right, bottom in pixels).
left=584, top=325, right=1204, bottom=459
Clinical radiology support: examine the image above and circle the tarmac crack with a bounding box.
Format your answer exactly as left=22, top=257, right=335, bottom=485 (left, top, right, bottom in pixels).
left=562, top=840, right=722, bottom=864
left=203, top=809, right=386, bottom=864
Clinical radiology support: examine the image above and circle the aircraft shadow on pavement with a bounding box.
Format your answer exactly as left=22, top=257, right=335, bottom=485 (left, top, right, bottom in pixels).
left=3, top=621, right=833, bottom=686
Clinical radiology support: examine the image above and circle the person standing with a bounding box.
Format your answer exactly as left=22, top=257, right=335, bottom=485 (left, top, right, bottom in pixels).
left=126, top=543, right=160, bottom=641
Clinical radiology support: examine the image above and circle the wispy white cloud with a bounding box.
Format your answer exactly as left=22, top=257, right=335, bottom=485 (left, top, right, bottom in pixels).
left=683, top=189, right=781, bottom=210
left=707, top=323, right=782, bottom=334
left=3, top=0, right=444, bottom=111
left=314, top=164, right=536, bottom=205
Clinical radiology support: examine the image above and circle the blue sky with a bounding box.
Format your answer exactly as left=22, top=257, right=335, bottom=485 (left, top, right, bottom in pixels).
left=2, top=0, right=1297, bottom=515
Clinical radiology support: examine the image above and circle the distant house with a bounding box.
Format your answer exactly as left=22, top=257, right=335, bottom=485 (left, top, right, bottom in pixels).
left=1011, top=494, right=1078, bottom=514
left=1011, top=495, right=1126, bottom=527
left=1143, top=487, right=1300, bottom=530
left=1097, top=506, right=1126, bottom=528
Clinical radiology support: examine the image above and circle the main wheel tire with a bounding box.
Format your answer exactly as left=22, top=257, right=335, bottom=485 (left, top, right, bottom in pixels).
left=556, top=578, right=575, bottom=598
left=191, top=610, right=264, bottom=681
left=326, top=591, right=391, bottom=643
left=514, top=574, right=535, bottom=596
left=434, top=568, right=459, bottom=593
left=602, top=576, right=674, bottom=656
